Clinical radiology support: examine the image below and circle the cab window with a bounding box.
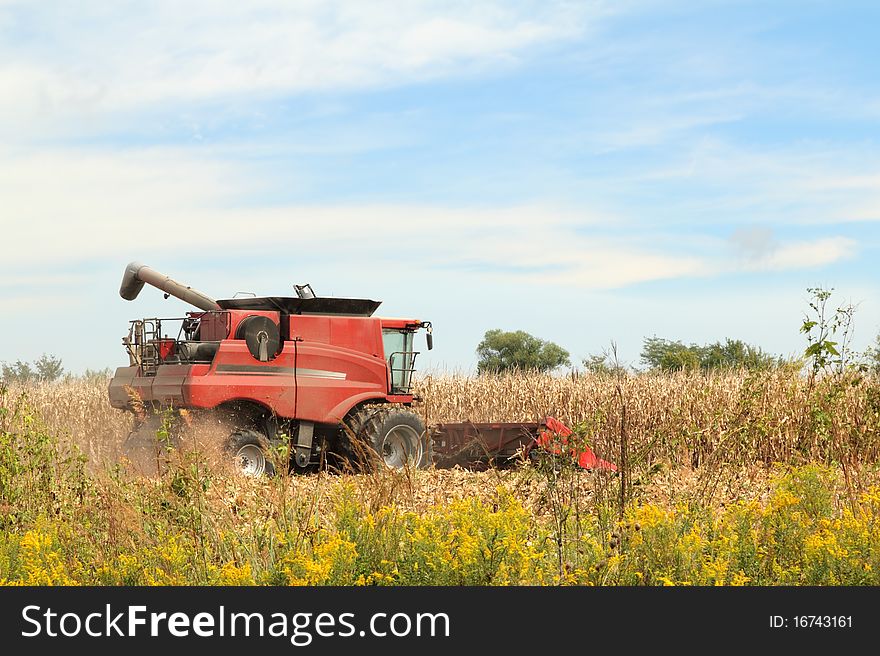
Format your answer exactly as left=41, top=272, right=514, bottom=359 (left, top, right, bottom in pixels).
left=382, top=329, right=415, bottom=393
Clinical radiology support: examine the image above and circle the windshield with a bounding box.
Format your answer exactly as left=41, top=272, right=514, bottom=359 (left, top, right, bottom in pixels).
left=382, top=329, right=415, bottom=393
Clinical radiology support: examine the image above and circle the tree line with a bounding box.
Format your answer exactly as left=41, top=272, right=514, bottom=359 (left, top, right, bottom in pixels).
left=476, top=288, right=880, bottom=376
left=476, top=330, right=880, bottom=375
left=476, top=330, right=790, bottom=375
left=4, top=289, right=879, bottom=380
left=0, top=354, right=111, bottom=384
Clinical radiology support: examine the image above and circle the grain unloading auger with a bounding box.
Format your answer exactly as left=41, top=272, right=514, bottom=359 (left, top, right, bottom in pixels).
left=109, top=262, right=615, bottom=476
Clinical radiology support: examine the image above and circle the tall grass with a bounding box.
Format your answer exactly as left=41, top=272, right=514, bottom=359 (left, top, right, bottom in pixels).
left=1, top=377, right=129, bottom=467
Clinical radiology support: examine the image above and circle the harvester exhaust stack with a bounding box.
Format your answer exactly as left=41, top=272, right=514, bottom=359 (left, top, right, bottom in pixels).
left=119, top=261, right=221, bottom=311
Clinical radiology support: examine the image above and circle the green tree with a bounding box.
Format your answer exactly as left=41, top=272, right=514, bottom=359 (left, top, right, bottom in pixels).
left=34, top=354, right=64, bottom=382
left=582, top=353, right=612, bottom=374
left=1, top=360, right=35, bottom=383
left=82, top=367, right=113, bottom=382
left=476, top=329, right=570, bottom=374
left=582, top=350, right=628, bottom=376
left=700, top=338, right=782, bottom=370
left=641, top=337, right=780, bottom=372
left=641, top=338, right=701, bottom=371
left=1, top=354, right=65, bottom=383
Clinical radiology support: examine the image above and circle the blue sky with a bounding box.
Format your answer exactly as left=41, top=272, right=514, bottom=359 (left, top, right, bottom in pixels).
left=1, top=1, right=878, bottom=374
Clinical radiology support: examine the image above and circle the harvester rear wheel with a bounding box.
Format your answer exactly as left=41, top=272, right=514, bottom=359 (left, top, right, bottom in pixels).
left=344, top=405, right=430, bottom=471
left=227, top=429, right=276, bottom=477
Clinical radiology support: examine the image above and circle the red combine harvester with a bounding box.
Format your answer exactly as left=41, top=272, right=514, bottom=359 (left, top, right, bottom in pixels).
left=109, top=263, right=615, bottom=476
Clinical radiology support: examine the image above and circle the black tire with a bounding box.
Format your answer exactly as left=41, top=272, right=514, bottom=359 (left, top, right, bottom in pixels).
left=226, top=429, right=276, bottom=477
left=345, top=405, right=430, bottom=470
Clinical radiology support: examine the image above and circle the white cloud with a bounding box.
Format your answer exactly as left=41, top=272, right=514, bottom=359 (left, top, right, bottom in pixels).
left=722, top=228, right=857, bottom=270
left=0, top=144, right=856, bottom=295
left=537, top=249, right=709, bottom=288
left=0, top=1, right=870, bottom=296
left=626, top=138, right=880, bottom=227
left=0, top=143, right=693, bottom=290
left=590, top=110, right=745, bottom=152
left=0, top=294, right=77, bottom=313
left=728, top=226, right=778, bottom=262
left=0, top=0, right=594, bottom=136
left=759, top=237, right=857, bottom=271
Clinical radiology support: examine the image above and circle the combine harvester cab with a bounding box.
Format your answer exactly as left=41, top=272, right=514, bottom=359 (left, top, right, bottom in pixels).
left=108, top=262, right=433, bottom=476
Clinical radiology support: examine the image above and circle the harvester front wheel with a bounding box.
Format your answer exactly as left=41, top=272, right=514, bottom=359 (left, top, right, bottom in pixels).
left=346, top=405, right=430, bottom=470
left=227, top=429, right=275, bottom=477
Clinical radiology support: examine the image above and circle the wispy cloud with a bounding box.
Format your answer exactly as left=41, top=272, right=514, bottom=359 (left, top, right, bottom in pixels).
left=619, top=138, right=880, bottom=228
left=0, top=1, right=598, bottom=138
left=0, top=143, right=858, bottom=294
left=728, top=226, right=778, bottom=262
left=725, top=228, right=857, bottom=273
left=758, top=237, right=858, bottom=271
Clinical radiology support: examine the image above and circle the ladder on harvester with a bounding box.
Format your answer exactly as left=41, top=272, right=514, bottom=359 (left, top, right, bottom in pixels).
left=131, top=319, right=162, bottom=376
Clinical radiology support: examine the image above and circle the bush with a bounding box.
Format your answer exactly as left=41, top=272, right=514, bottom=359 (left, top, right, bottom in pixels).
left=641, top=337, right=781, bottom=372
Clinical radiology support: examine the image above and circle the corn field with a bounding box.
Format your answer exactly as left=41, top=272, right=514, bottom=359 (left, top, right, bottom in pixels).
left=7, top=369, right=880, bottom=472
left=3, top=370, right=880, bottom=586
left=421, top=369, right=880, bottom=468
